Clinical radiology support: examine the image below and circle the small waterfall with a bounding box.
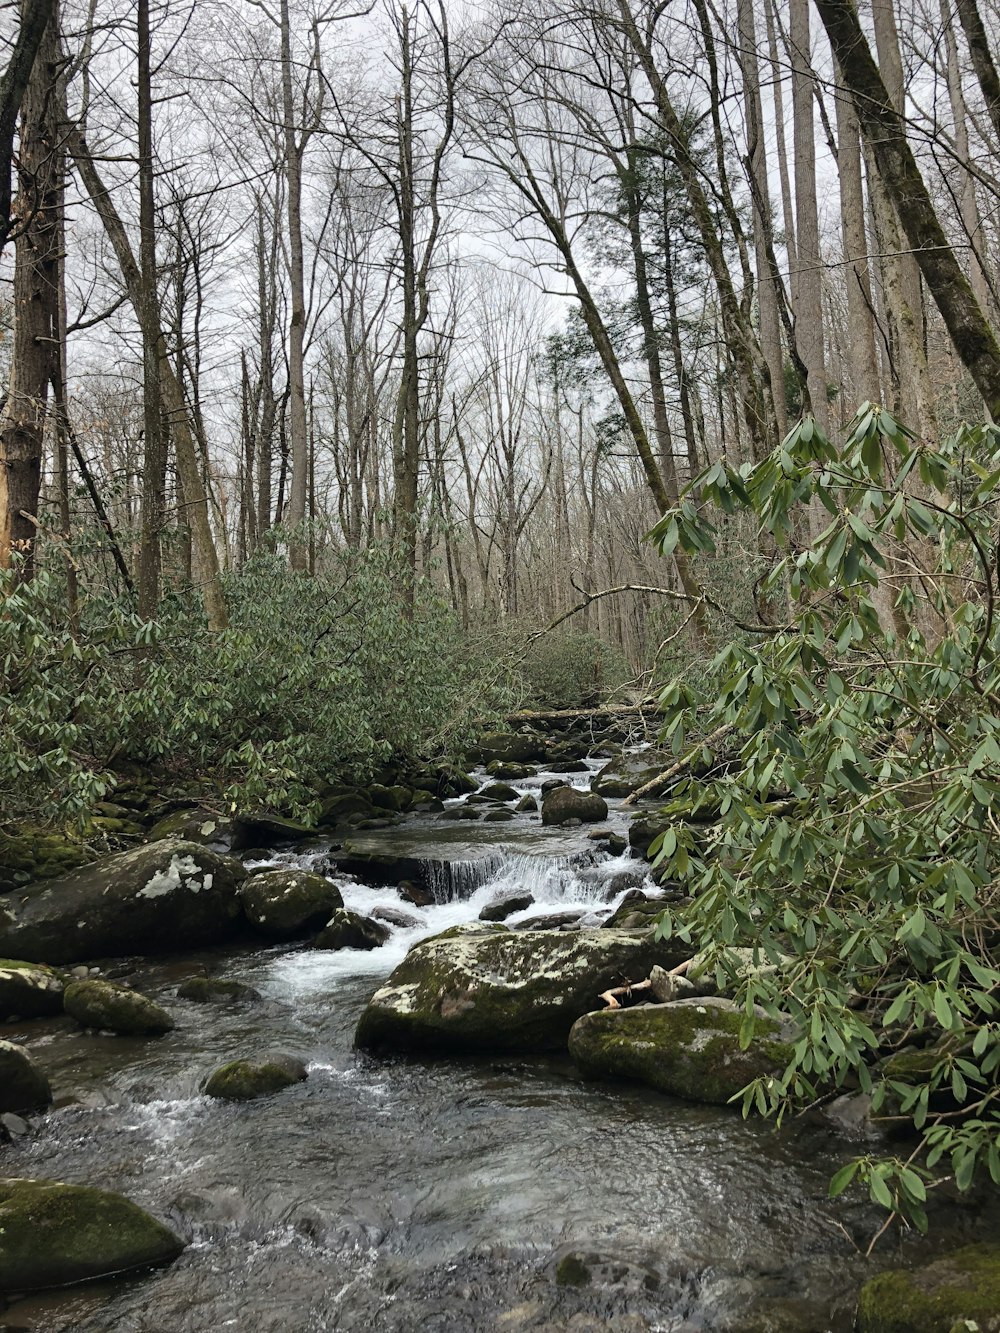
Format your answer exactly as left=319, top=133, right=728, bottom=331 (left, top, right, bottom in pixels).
left=419, top=852, right=508, bottom=903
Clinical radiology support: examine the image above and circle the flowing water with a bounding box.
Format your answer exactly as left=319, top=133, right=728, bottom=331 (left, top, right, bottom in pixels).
left=0, top=763, right=990, bottom=1332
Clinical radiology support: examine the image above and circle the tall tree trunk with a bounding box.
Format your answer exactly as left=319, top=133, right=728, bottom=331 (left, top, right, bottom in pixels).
left=834, top=67, right=882, bottom=405
left=955, top=0, right=1000, bottom=146
left=0, top=0, right=60, bottom=577
left=943, top=0, right=993, bottom=318
left=0, top=0, right=54, bottom=260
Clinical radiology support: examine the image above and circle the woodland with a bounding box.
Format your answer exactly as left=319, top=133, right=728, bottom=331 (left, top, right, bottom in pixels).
left=3, top=0, right=1000, bottom=1323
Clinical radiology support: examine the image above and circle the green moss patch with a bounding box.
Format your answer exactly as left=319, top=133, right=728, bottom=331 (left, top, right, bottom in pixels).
left=857, top=1245, right=1000, bottom=1332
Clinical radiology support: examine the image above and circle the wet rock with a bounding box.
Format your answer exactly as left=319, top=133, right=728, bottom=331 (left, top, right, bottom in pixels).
left=568, top=998, right=795, bottom=1105
left=479, top=890, right=535, bottom=922
left=476, top=732, right=549, bottom=765
left=239, top=868, right=344, bottom=940
left=371, top=906, right=424, bottom=929
left=368, top=783, right=414, bottom=812
left=0, top=829, right=91, bottom=895
left=0, top=1113, right=28, bottom=1139
left=147, top=807, right=233, bottom=848
left=355, top=927, right=687, bottom=1054
left=823, top=1092, right=879, bottom=1139
left=0, top=839, right=246, bottom=964
left=230, top=812, right=312, bottom=851
left=0, top=1177, right=185, bottom=1292
left=648, top=964, right=694, bottom=1004
left=540, top=778, right=567, bottom=794
left=317, top=792, right=378, bottom=825
left=202, top=1054, right=308, bottom=1101
left=516, top=794, right=538, bottom=813
left=511, top=910, right=587, bottom=931
left=550, top=1245, right=661, bottom=1294
left=441, top=806, right=482, bottom=821
left=313, top=908, right=390, bottom=951
left=483, top=809, right=516, bottom=823
left=0, top=1041, right=51, bottom=1112
left=63, top=979, right=174, bottom=1036
left=627, top=814, right=670, bottom=859
left=600, top=869, right=649, bottom=901
left=399, top=880, right=435, bottom=908
left=486, top=761, right=537, bottom=780
left=176, top=976, right=262, bottom=1004
left=437, top=769, right=479, bottom=797
left=541, top=788, right=608, bottom=827
left=481, top=782, right=520, bottom=803
left=603, top=896, right=661, bottom=929
left=0, top=959, right=64, bottom=1019
left=856, top=1244, right=1000, bottom=1332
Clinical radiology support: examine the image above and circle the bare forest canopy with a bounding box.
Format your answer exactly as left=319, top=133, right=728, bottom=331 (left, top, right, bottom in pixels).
left=1, top=0, right=1000, bottom=661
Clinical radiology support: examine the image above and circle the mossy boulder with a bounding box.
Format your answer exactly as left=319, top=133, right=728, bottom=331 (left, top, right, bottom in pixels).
left=480, top=782, right=519, bottom=803
left=485, top=761, right=536, bottom=780
left=202, top=1054, right=307, bottom=1101
left=568, top=998, right=795, bottom=1104
left=628, top=814, right=670, bottom=859
left=239, top=869, right=344, bottom=940
left=0, top=830, right=91, bottom=894
left=856, top=1244, right=1000, bottom=1332
left=0, top=839, right=246, bottom=963
left=63, top=979, right=173, bottom=1036
left=0, top=1177, right=184, bottom=1292
left=0, top=959, right=64, bottom=1019
left=147, top=807, right=234, bottom=847
left=355, top=927, right=688, bottom=1054
left=475, top=731, right=549, bottom=764
left=176, top=977, right=262, bottom=1004
left=313, top=909, right=390, bottom=951
left=541, top=787, right=608, bottom=826
left=0, top=1041, right=51, bottom=1112
left=230, top=812, right=311, bottom=851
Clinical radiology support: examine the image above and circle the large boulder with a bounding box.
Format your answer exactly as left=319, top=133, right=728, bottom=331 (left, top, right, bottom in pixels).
left=0, top=960, right=64, bottom=1019
left=0, top=840, right=246, bottom=963
left=475, top=731, right=550, bottom=764
left=313, top=909, right=390, bottom=951
left=541, top=787, right=608, bottom=826
left=355, top=927, right=686, bottom=1054
left=203, top=1054, right=308, bottom=1101
left=0, top=1177, right=184, bottom=1292
left=147, top=807, right=234, bottom=848
left=63, top=979, right=173, bottom=1036
left=856, top=1244, right=1000, bottom=1332
left=230, top=812, right=311, bottom=851
left=239, top=869, right=344, bottom=940
left=0, top=1041, right=51, bottom=1112
left=568, top=998, right=795, bottom=1105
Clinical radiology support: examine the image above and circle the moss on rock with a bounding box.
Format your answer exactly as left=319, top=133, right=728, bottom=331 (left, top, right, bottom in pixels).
left=63, top=979, right=173, bottom=1036
left=0, top=1177, right=184, bottom=1292
left=239, top=869, right=344, bottom=940
left=0, top=1041, right=51, bottom=1113
left=856, top=1245, right=1000, bottom=1332
left=567, top=998, right=795, bottom=1105
left=147, top=808, right=234, bottom=846
left=541, top=787, right=609, bottom=826
left=202, top=1054, right=307, bottom=1100
left=0, top=959, right=64, bottom=1019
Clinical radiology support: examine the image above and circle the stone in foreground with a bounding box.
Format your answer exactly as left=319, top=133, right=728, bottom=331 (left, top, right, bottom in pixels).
left=63, top=979, right=173, bottom=1036
left=313, top=908, right=390, bottom=951
left=203, top=1054, right=308, bottom=1101
left=0, top=839, right=246, bottom=964
left=355, top=927, right=686, bottom=1054
left=240, top=868, right=344, bottom=940
left=0, top=1041, right=51, bottom=1113
left=0, top=1177, right=184, bottom=1293
left=0, top=960, right=64, bottom=1020
left=856, top=1244, right=1000, bottom=1332
left=568, top=998, right=794, bottom=1105
left=541, top=787, right=609, bottom=826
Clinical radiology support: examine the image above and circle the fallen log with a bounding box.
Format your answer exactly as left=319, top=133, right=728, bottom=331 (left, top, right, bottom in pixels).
left=599, top=959, right=691, bottom=1009
left=503, top=703, right=661, bottom=724
left=621, top=723, right=735, bottom=806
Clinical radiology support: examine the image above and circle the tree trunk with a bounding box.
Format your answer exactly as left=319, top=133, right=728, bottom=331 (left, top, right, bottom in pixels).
left=834, top=65, right=882, bottom=405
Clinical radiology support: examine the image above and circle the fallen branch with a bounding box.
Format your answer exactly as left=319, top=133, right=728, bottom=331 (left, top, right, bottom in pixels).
left=504, top=703, right=660, bottom=723
left=622, top=722, right=735, bottom=806
left=599, top=958, right=692, bottom=1008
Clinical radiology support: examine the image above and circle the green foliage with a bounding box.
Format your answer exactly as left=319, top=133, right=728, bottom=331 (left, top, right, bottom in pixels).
left=647, top=405, right=1000, bottom=1234
left=0, top=546, right=511, bottom=824
left=521, top=629, right=630, bottom=709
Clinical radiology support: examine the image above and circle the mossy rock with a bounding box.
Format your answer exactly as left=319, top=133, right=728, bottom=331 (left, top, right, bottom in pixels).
left=202, top=1054, right=307, bottom=1101
left=0, top=1041, right=51, bottom=1112
left=568, top=998, right=795, bottom=1105
left=0, top=959, right=64, bottom=1019
left=63, top=979, right=173, bottom=1036
left=437, top=770, right=479, bottom=797
left=0, top=831, right=90, bottom=893
left=87, top=816, right=146, bottom=840
left=230, top=812, right=312, bottom=851
left=239, top=868, right=344, bottom=940
left=483, top=809, right=516, bottom=823
left=475, top=732, right=550, bottom=765
left=516, top=794, right=538, bottom=813
left=480, top=782, right=519, bottom=803
left=176, top=977, right=262, bottom=1004
left=313, top=909, right=390, bottom=951
left=627, top=814, right=670, bottom=860
left=147, top=807, right=234, bottom=847
left=355, top=927, right=688, bottom=1054
left=541, top=787, right=608, bottom=826
left=317, top=792, right=378, bottom=825
left=485, top=761, right=536, bottom=780
left=0, top=1177, right=184, bottom=1292
left=0, top=839, right=246, bottom=964
left=856, top=1244, right=1000, bottom=1332
left=603, top=896, right=660, bottom=929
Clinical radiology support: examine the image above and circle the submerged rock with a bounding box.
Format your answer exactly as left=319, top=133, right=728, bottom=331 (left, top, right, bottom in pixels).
left=0, top=1177, right=184, bottom=1292
left=239, top=868, right=344, bottom=940
left=203, top=1054, right=308, bottom=1101
left=479, top=889, right=535, bottom=922
left=355, top=927, right=686, bottom=1054
left=313, top=908, right=390, bottom=951
left=176, top=976, right=262, bottom=1004
left=371, top=906, right=424, bottom=929
left=0, top=959, right=64, bottom=1019
left=0, top=1041, right=51, bottom=1113
left=568, top=998, right=794, bottom=1105
left=0, top=839, right=246, bottom=964
left=856, top=1244, right=1000, bottom=1332
left=541, top=787, right=608, bottom=827
left=63, top=979, right=174, bottom=1036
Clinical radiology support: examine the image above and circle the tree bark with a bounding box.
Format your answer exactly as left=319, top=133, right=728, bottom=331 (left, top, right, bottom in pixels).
left=0, top=0, right=54, bottom=259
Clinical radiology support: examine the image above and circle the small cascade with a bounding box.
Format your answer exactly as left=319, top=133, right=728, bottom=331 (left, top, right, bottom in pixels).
left=419, top=851, right=508, bottom=903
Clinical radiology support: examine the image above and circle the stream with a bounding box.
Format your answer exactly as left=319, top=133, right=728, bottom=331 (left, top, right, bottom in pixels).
left=0, top=759, right=990, bottom=1332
